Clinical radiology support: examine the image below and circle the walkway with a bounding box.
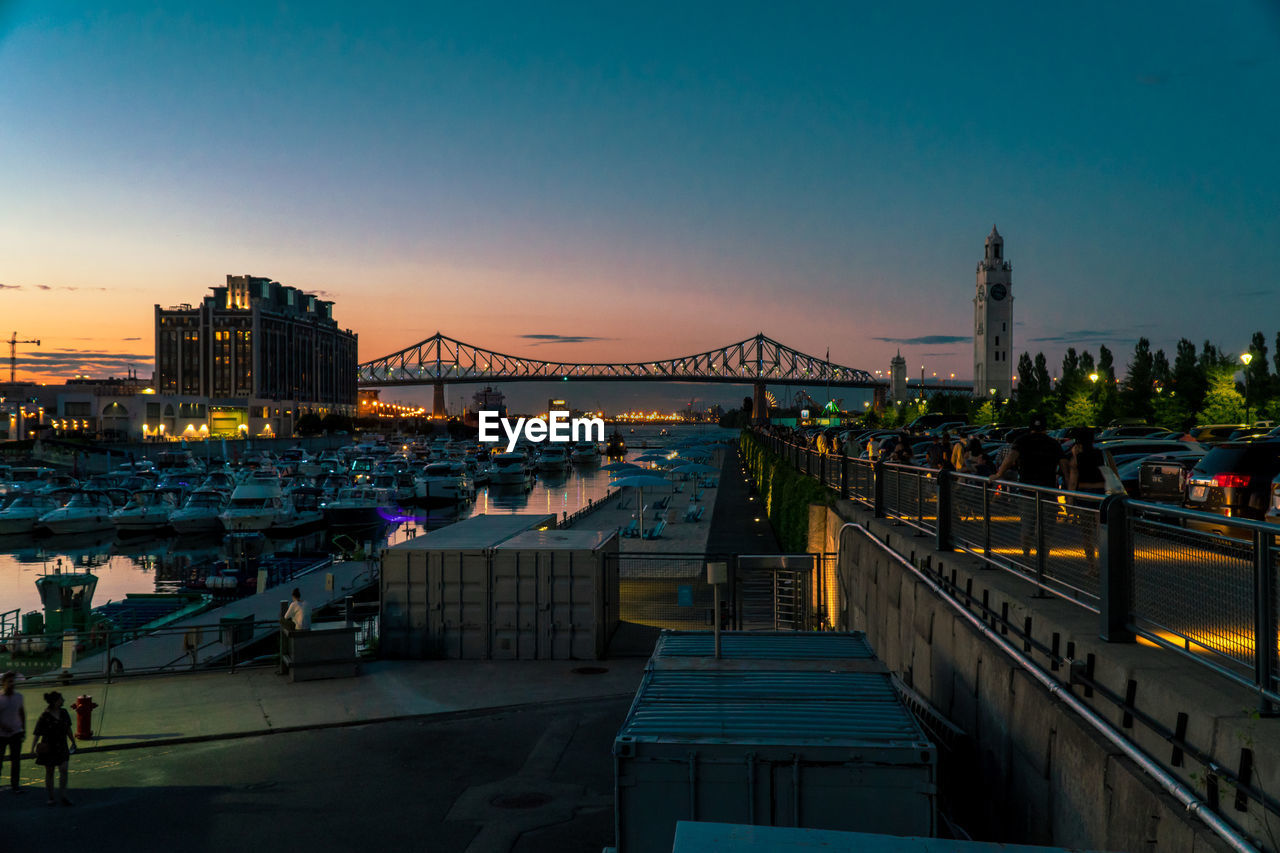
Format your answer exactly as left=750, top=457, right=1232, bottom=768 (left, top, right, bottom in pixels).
left=705, top=443, right=781, bottom=555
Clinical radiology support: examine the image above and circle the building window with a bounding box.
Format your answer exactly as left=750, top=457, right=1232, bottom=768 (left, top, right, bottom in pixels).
left=994, top=336, right=999, bottom=346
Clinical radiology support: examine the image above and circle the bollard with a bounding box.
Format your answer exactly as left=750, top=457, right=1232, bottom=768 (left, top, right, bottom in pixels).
left=1098, top=495, right=1135, bottom=643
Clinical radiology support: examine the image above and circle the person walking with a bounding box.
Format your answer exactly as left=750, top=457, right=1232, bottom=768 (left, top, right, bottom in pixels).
left=32, top=691, right=75, bottom=806
left=1065, top=427, right=1109, bottom=575
left=991, top=413, right=1068, bottom=561
left=0, top=671, right=25, bottom=793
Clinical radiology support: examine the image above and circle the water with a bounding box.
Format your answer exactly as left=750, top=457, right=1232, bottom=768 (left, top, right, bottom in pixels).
left=0, top=425, right=734, bottom=618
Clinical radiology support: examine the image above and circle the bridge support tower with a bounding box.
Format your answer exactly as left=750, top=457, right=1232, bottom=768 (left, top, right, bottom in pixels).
left=433, top=381, right=447, bottom=418
left=753, top=382, right=767, bottom=424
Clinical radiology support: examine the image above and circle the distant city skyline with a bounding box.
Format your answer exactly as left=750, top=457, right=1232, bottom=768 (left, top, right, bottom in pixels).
left=2, top=2, right=1278, bottom=410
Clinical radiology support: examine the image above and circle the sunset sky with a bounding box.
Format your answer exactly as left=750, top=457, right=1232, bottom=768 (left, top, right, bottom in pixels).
left=2, top=2, right=1278, bottom=411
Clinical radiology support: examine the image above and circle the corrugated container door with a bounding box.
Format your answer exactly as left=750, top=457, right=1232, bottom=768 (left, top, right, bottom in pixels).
left=380, top=548, right=431, bottom=657
left=492, top=550, right=539, bottom=659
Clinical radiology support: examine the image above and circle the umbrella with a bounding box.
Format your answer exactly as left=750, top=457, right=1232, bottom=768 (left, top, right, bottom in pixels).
left=606, top=463, right=645, bottom=478
left=632, top=453, right=668, bottom=463
left=610, top=473, right=674, bottom=538
left=601, top=461, right=640, bottom=472
left=670, top=461, right=719, bottom=489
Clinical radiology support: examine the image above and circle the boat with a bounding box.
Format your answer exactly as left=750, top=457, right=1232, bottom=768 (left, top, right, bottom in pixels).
left=322, top=485, right=397, bottom=528
left=488, top=452, right=530, bottom=486
left=571, top=441, right=601, bottom=464
left=111, top=488, right=182, bottom=534
left=605, top=430, right=627, bottom=456
left=220, top=480, right=289, bottom=532
left=38, top=490, right=115, bottom=535
left=169, top=489, right=229, bottom=535
left=0, top=493, right=64, bottom=535
left=269, top=487, right=325, bottom=535
left=537, top=445, right=571, bottom=474
left=416, top=461, right=476, bottom=506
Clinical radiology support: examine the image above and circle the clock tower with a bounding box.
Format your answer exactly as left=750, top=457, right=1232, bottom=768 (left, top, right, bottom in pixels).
left=973, top=225, right=1013, bottom=399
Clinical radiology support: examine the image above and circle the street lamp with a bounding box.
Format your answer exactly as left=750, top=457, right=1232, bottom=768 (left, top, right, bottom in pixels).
left=1241, top=352, right=1253, bottom=424
left=1089, top=373, right=1099, bottom=384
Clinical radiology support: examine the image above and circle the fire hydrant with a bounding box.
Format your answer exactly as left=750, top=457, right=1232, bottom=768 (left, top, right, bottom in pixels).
left=71, top=694, right=97, bottom=740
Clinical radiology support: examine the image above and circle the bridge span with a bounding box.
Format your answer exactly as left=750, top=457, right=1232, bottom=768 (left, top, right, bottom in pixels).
left=357, top=332, right=972, bottom=416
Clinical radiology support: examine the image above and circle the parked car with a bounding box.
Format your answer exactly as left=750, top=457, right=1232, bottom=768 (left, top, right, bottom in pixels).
left=1136, top=451, right=1205, bottom=502
left=1098, top=425, right=1174, bottom=440
left=1226, top=427, right=1272, bottom=442
left=1191, top=424, right=1246, bottom=444
left=1184, top=440, right=1280, bottom=535
left=1263, top=473, right=1280, bottom=526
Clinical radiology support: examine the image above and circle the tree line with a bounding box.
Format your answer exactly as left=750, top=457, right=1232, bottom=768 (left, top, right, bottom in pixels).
left=868, top=332, right=1280, bottom=429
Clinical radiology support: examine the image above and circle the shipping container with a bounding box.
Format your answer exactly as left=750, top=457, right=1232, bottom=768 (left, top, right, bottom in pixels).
left=491, top=529, right=620, bottom=660
left=648, top=630, right=882, bottom=672
left=670, top=822, right=1107, bottom=853
left=380, top=515, right=619, bottom=659
left=381, top=514, right=554, bottom=658
left=614, top=667, right=937, bottom=853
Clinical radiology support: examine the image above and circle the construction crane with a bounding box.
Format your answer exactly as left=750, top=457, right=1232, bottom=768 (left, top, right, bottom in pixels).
left=8, top=332, right=40, bottom=383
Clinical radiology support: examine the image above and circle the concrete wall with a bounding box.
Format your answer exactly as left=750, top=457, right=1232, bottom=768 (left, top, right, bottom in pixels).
left=818, top=499, right=1276, bottom=852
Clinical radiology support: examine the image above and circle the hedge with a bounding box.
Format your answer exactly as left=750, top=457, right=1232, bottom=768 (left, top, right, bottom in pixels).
left=739, top=432, right=832, bottom=552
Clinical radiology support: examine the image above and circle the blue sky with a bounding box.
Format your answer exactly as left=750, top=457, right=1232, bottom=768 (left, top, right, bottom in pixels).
left=1, top=1, right=1278, bottom=411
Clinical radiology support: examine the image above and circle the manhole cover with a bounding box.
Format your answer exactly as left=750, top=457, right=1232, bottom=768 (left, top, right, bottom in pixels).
left=490, top=792, right=553, bottom=809
left=572, top=666, right=609, bottom=675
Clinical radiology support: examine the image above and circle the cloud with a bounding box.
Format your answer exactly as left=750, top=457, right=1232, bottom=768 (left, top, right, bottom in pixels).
left=30, top=283, right=106, bottom=292
left=1229, top=289, right=1271, bottom=299
left=0, top=283, right=20, bottom=290
left=518, top=334, right=612, bottom=346
left=1027, top=329, right=1132, bottom=343
left=16, top=349, right=152, bottom=375
left=920, top=351, right=958, bottom=357
left=872, top=335, right=968, bottom=345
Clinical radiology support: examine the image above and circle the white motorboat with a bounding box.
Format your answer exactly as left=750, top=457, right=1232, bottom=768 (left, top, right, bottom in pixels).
left=571, top=441, right=601, bottom=464
left=0, top=493, right=63, bottom=535
left=169, top=489, right=229, bottom=535
left=38, top=490, right=115, bottom=535
left=220, top=480, right=288, bottom=532
left=111, top=488, right=181, bottom=534
left=322, top=485, right=396, bottom=528
left=537, top=445, right=571, bottom=474
left=488, top=452, right=530, bottom=486
left=270, top=487, right=325, bottom=535
left=416, top=462, right=476, bottom=506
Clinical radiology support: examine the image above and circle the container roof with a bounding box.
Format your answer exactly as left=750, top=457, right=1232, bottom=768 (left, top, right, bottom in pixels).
left=653, top=630, right=877, bottom=661
left=385, top=513, right=555, bottom=551
left=494, top=528, right=618, bottom=551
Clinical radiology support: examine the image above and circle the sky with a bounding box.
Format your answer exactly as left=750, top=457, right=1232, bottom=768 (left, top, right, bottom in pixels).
left=1, top=1, right=1278, bottom=412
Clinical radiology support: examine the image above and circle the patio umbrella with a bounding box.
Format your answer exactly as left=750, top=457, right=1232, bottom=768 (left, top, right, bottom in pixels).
left=632, top=453, right=668, bottom=464
left=610, top=473, right=674, bottom=538
left=670, top=461, right=719, bottom=489
left=602, top=461, right=641, bottom=472
left=607, top=463, right=644, bottom=477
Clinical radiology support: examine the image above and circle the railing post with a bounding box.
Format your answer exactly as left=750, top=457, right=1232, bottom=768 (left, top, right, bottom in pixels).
left=1099, top=495, right=1135, bottom=643
left=1033, top=490, right=1049, bottom=597
left=935, top=469, right=952, bottom=552
left=840, top=455, right=849, bottom=500
left=873, top=459, right=885, bottom=518
left=982, top=480, right=992, bottom=562
left=104, top=631, right=113, bottom=684
left=1254, top=529, right=1278, bottom=715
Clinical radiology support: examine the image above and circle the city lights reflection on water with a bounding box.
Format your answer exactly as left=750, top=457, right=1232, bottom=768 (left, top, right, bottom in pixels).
left=0, top=425, right=732, bottom=618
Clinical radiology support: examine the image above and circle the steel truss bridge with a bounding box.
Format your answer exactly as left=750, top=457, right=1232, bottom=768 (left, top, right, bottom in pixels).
left=358, top=332, right=971, bottom=416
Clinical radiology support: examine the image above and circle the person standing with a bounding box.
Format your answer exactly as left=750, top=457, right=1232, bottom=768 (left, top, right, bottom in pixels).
left=32, top=690, right=75, bottom=806
left=0, top=671, right=25, bottom=793
left=949, top=431, right=965, bottom=471
left=1065, top=427, right=1108, bottom=575
left=991, top=413, right=1068, bottom=560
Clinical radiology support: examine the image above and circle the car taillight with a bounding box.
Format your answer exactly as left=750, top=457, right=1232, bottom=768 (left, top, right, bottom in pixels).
left=1213, top=473, right=1251, bottom=489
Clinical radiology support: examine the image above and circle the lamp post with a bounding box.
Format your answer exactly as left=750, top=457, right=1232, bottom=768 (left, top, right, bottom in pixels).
left=1241, top=352, right=1253, bottom=425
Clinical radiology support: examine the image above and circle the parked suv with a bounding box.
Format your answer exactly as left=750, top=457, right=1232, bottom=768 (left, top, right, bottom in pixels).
left=1191, top=424, right=1246, bottom=444
left=1136, top=451, right=1205, bottom=503
left=1184, top=440, right=1280, bottom=535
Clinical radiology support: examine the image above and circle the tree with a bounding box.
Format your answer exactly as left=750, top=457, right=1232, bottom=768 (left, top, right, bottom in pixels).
left=1152, top=348, right=1171, bottom=389
left=972, top=400, right=998, bottom=426
left=1059, top=347, right=1084, bottom=399
left=1061, top=392, right=1098, bottom=428
left=1016, top=352, right=1037, bottom=400
left=1033, top=353, right=1052, bottom=400
left=1196, top=368, right=1247, bottom=424
left=1172, top=338, right=1206, bottom=412
left=1244, top=330, right=1271, bottom=402
left=1098, top=345, right=1116, bottom=384
left=1151, top=389, right=1192, bottom=431
left=295, top=413, right=323, bottom=436
left=1121, top=337, right=1155, bottom=422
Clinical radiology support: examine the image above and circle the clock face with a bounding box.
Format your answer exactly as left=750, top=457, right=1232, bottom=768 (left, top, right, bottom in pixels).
left=989, top=283, right=1007, bottom=301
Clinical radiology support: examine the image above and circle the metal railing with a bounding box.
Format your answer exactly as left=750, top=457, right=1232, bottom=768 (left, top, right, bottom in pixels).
left=751, top=430, right=1280, bottom=711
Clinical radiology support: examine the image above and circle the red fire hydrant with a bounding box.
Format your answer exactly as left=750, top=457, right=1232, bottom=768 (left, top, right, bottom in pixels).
left=71, top=694, right=97, bottom=739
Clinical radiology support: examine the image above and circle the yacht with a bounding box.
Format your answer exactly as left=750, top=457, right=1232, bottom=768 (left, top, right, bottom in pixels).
left=488, top=452, right=530, bottom=486
left=605, top=430, right=627, bottom=457
left=537, top=445, right=571, bottom=474
left=0, top=493, right=63, bottom=535
left=322, top=485, right=396, bottom=528
left=111, top=488, right=181, bottom=534
left=169, top=488, right=229, bottom=535
left=38, top=490, right=115, bottom=535
left=571, top=441, right=601, bottom=464
left=270, top=487, right=325, bottom=535
left=220, top=480, right=289, bottom=532
left=416, top=462, right=475, bottom=506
